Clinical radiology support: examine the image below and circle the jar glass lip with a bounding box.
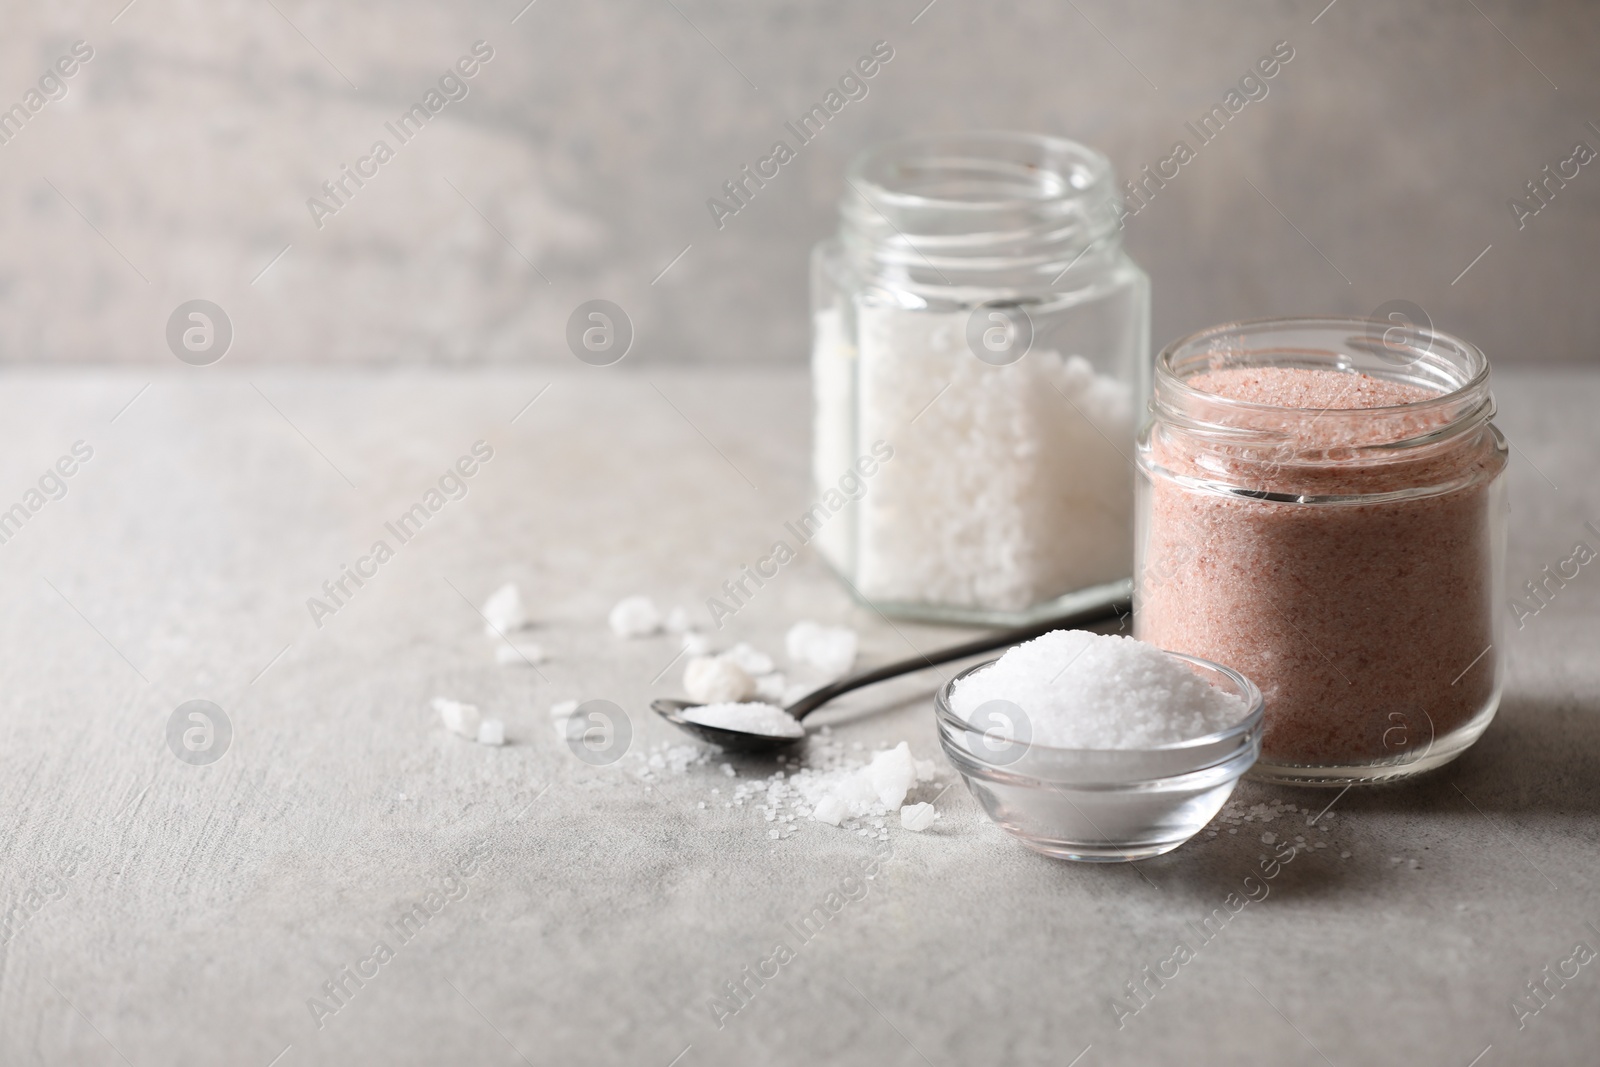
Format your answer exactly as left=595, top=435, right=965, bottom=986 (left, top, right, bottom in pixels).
left=847, top=131, right=1114, bottom=211
left=1154, top=315, right=1491, bottom=418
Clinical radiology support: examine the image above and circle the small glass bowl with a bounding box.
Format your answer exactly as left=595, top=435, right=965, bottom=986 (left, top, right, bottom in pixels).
left=934, top=653, right=1265, bottom=861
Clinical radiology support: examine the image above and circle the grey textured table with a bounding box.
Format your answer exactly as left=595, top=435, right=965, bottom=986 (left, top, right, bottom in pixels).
left=1, top=367, right=1595, bottom=1067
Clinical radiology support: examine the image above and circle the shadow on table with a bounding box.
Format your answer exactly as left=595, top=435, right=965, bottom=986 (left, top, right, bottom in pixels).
left=1121, top=691, right=1600, bottom=904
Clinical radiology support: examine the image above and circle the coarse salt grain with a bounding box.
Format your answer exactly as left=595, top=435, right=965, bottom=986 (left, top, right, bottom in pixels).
left=481, top=583, right=529, bottom=636
left=949, top=631, right=1250, bottom=749
left=608, top=595, right=662, bottom=638
left=432, top=697, right=482, bottom=739
left=900, top=803, right=938, bottom=831
left=681, top=631, right=713, bottom=657
left=684, top=656, right=756, bottom=704
left=476, top=719, right=506, bottom=746
left=548, top=699, right=579, bottom=720
left=682, top=702, right=804, bottom=739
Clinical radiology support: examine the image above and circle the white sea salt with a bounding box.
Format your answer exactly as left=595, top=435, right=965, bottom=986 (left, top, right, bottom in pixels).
left=681, top=631, right=713, bottom=657
left=785, top=621, right=858, bottom=679
left=481, top=583, right=529, bottom=635
left=949, top=631, right=1250, bottom=749
left=548, top=699, right=579, bottom=720
left=664, top=606, right=692, bottom=632
left=813, top=306, right=1134, bottom=612
left=684, top=656, right=756, bottom=704
left=682, top=702, right=805, bottom=739
left=608, top=595, right=662, bottom=638
left=802, top=742, right=933, bottom=824
left=433, top=697, right=482, bottom=739
left=900, top=802, right=938, bottom=831
left=476, top=719, right=506, bottom=746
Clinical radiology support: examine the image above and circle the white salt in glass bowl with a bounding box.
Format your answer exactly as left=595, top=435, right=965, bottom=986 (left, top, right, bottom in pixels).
left=934, top=653, right=1264, bottom=861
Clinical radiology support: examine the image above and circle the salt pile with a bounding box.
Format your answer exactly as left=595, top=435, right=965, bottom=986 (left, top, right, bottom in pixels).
left=627, top=733, right=942, bottom=842
left=949, top=631, right=1250, bottom=749
left=682, top=702, right=804, bottom=739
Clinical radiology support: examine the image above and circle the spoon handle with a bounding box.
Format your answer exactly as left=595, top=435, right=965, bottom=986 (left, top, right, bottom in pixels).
left=784, top=593, right=1132, bottom=721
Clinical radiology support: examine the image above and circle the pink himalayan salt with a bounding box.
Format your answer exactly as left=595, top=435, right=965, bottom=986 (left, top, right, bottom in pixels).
left=1137, top=367, right=1502, bottom=768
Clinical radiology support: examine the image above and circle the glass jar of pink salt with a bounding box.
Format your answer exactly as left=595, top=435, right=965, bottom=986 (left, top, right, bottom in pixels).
left=1134, top=317, right=1509, bottom=785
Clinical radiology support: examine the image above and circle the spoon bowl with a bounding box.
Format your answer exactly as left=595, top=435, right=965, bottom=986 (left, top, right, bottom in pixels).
left=649, top=698, right=806, bottom=754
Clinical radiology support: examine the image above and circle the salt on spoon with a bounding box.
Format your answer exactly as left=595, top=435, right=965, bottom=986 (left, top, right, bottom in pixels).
left=682, top=702, right=805, bottom=739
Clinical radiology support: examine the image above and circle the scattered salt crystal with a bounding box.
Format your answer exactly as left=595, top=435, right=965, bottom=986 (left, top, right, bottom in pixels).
left=682, top=632, right=713, bottom=657
left=1340, top=851, right=1351, bottom=859
left=786, top=621, right=858, bottom=678
left=949, top=631, right=1251, bottom=749
left=665, top=606, right=692, bottom=633
left=481, top=583, right=529, bottom=635
left=682, top=702, right=804, bottom=739
left=432, top=697, right=482, bottom=739
left=901, top=803, right=937, bottom=832
left=1261, top=833, right=1276, bottom=845
left=476, top=719, right=506, bottom=746
left=724, top=643, right=775, bottom=676
left=720, top=763, right=736, bottom=777
left=812, top=795, right=847, bottom=825
left=868, top=743, right=918, bottom=808
left=914, top=758, right=936, bottom=782
left=494, top=642, right=546, bottom=666
left=755, top=672, right=788, bottom=702
left=608, top=595, right=662, bottom=638
left=548, top=699, right=579, bottom=720
left=684, top=656, right=756, bottom=704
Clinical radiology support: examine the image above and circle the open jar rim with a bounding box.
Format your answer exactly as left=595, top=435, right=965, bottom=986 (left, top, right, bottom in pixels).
left=1150, top=315, right=1495, bottom=456
left=837, top=131, right=1126, bottom=281
left=847, top=131, right=1114, bottom=212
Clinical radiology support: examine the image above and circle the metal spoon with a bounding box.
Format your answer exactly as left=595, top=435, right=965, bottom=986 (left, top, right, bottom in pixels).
left=651, top=593, right=1131, bottom=754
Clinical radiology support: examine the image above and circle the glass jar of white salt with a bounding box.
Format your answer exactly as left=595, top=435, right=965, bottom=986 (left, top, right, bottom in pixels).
left=811, top=132, right=1149, bottom=624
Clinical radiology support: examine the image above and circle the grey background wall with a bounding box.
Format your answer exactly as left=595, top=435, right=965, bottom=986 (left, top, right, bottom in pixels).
left=1, top=0, right=1596, bottom=366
